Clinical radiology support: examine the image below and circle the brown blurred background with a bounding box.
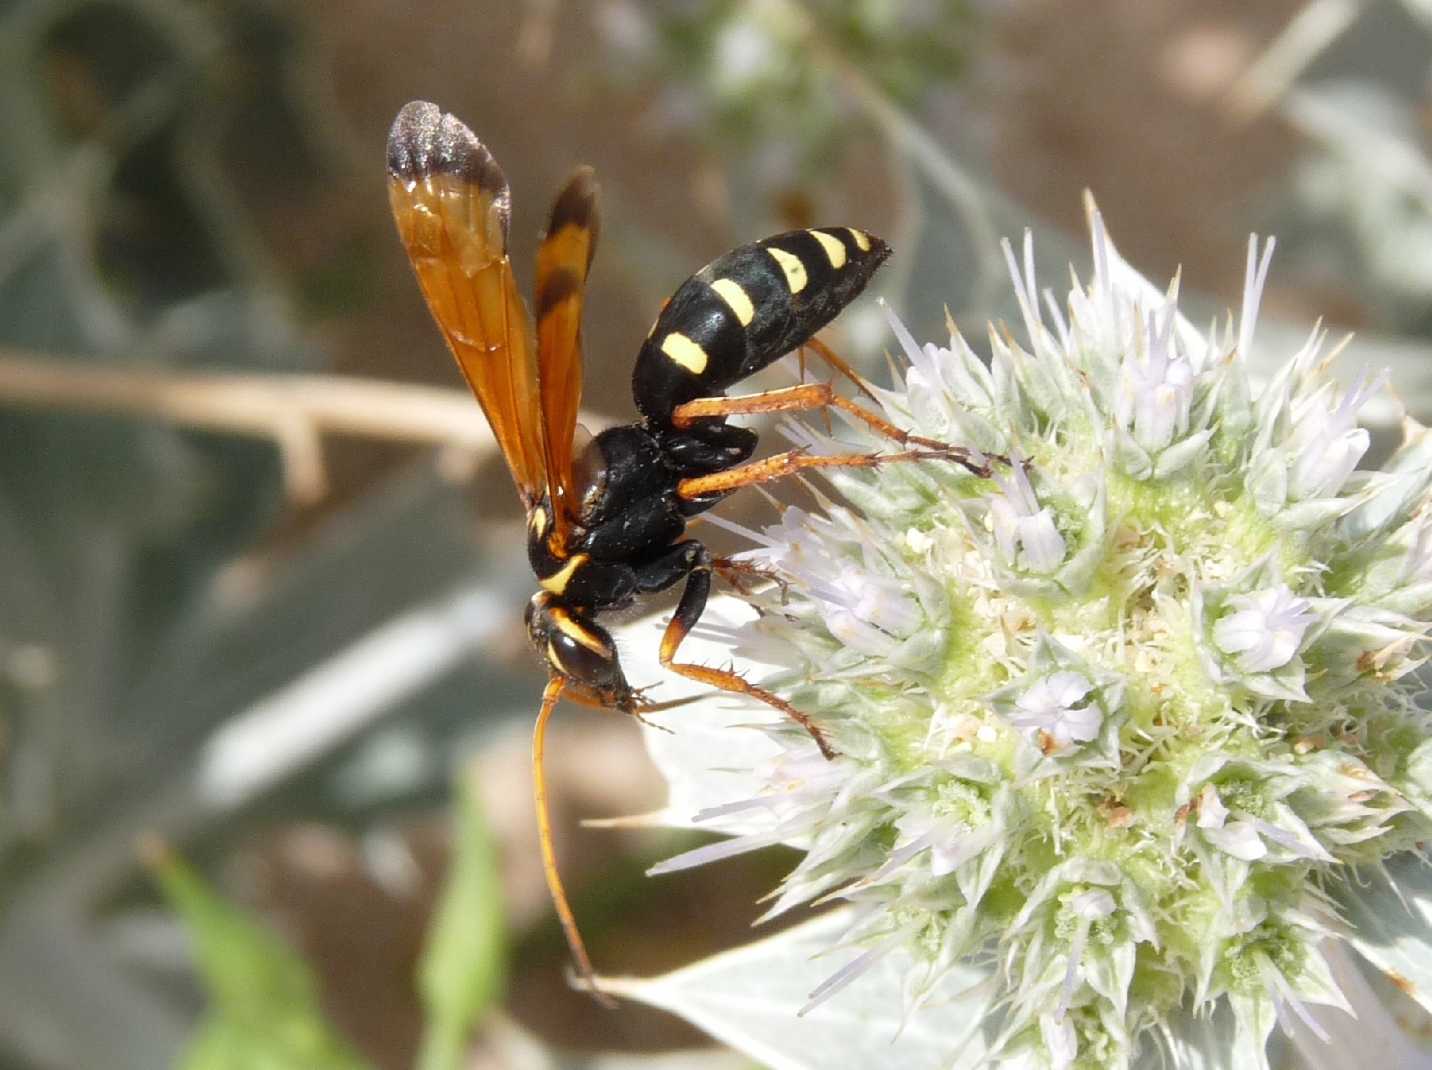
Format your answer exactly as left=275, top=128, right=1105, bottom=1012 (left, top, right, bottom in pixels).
left=3, top=1, right=1432, bottom=1067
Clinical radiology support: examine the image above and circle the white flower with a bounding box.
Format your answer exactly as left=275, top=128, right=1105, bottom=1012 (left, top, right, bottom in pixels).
left=1005, top=670, right=1101, bottom=750
left=633, top=198, right=1432, bottom=1070
left=1212, top=585, right=1318, bottom=674
left=1194, top=783, right=1266, bottom=860
left=1115, top=318, right=1195, bottom=454
left=990, top=462, right=1067, bottom=575
left=1286, top=374, right=1377, bottom=501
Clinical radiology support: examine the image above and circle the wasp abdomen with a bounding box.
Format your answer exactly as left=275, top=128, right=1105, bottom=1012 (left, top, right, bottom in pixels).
left=633, top=228, right=890, bottom=428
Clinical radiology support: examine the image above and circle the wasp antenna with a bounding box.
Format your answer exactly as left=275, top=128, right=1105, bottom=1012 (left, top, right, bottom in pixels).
left=532, top=677, right=617, bottom=1008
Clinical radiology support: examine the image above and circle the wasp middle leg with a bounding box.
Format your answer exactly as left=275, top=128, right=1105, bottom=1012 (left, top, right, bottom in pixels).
left=676, top=443, right=988, bottom=501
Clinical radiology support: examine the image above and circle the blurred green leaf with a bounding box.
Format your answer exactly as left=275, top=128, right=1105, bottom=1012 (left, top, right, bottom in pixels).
left=150, top=847, right=372, bottom=1070
left=415, top=772, right=507, bottom=1070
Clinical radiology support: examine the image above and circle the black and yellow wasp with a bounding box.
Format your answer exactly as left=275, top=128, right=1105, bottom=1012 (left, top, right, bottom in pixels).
left=387, top=101, right=985, bottom=1002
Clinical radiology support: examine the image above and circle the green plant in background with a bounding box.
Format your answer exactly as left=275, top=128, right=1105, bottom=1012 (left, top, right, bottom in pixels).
left=154, top=772, right=504, bottom=1070
left=603, top=0, right=969, bottom=173
left=152, top=849, right=371, bottom=1070
left=622, top=201, right=1432, bottom=1068
left=414, top=774, right=506, bottom=1070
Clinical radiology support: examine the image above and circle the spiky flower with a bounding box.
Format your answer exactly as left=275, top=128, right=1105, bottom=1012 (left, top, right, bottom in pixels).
left=642, top=199, right=1432, bottom=1068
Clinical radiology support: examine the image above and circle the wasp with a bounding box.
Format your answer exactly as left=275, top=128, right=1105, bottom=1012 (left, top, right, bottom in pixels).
left=387, top=101, right=988, bottom=1003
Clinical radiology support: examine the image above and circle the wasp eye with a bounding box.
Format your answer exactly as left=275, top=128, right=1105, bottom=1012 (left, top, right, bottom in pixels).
left=534, top=605, right=626, bottom=696
left=547, top=630, right=613, bottom=688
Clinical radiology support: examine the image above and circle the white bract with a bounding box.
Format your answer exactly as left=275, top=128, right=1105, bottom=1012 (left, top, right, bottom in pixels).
left=637, top=198, right=1432, bottom=1069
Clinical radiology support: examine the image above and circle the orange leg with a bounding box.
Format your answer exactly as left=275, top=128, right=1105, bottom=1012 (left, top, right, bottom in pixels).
left=803, top=335, right=879, bottom=402
left=532, top=677, right=617, bottom=1008
left=670, top=382, right=998, bottom=480
left=677, top=444, right=981, bottom=501
left=658, top=565, right=836, bottom=759
left=672, top=381, right=960, bottom=457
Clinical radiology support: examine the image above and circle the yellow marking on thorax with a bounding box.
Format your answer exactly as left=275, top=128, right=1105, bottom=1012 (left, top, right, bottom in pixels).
left=846, top=228, right=872, bottom=252
left=710, top=277, right=756, bottom=326
left=765, top=245, right=808, bottom=294
left=809, top=230, right=847, bottom=268
left=661, top=331, right=709, bottom=374
left=549, top=606, right=612, bottom=657
left=529, top=505, right=548, bottom=534
left=539, top=552, right=589, bottom=595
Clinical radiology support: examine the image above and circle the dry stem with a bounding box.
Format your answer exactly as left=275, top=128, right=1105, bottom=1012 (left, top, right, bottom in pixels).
left=0, top=348, right=501, bottom=503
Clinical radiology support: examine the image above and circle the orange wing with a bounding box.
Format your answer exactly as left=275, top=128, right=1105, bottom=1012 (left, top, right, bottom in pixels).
left=387, top=101, right=546, bottom=507
left=533, top=168, right=599, bottom=538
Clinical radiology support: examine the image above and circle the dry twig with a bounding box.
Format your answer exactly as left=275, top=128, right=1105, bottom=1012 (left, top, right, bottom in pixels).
left=0, top=348, right=502, bottom=504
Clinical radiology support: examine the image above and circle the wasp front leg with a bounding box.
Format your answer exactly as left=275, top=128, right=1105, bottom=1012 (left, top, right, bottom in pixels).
left=655, top=543, right=836, bottom=759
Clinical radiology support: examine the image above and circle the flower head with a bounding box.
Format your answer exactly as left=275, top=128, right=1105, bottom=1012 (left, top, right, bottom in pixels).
left=642, top=198, right=1432, bottom=1068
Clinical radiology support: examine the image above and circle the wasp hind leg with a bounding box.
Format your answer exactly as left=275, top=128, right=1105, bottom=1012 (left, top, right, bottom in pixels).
left=657, top=545, right=836, bottom=760
left=671, top=382, right=992, bottom=479
left=801, top=335, right=879, bottom=402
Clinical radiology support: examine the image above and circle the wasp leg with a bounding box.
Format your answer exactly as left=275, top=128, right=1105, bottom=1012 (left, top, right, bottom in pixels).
left=802, top=335, right=878, bottom=402
left=532, top=678, right=617, bottom=1008
left=712, top=556, right=790, bottom=600
left=631, top=540, right=705, bottom=594
left=677, top=444, right=986, bottom=500
left=657, top=547, right=836, bottom=760
left=671, top=381, right=965, bottom=458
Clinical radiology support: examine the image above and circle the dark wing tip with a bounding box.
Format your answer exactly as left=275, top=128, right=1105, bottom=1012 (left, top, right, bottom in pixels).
left=386, top=100, right=509, bottom=200
left=386, top=101, right=440, bottom=179
left=547, top=166, right=599, bottom=234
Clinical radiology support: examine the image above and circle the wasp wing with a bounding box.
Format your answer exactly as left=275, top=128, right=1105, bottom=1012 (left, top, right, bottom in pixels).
left=387, top=101, right=546, bottom=507
left=533, top=168, right=599, bottom=538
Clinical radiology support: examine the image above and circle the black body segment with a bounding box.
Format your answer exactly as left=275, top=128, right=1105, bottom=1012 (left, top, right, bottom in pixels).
left=633, top=228, right=891, bottom=429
